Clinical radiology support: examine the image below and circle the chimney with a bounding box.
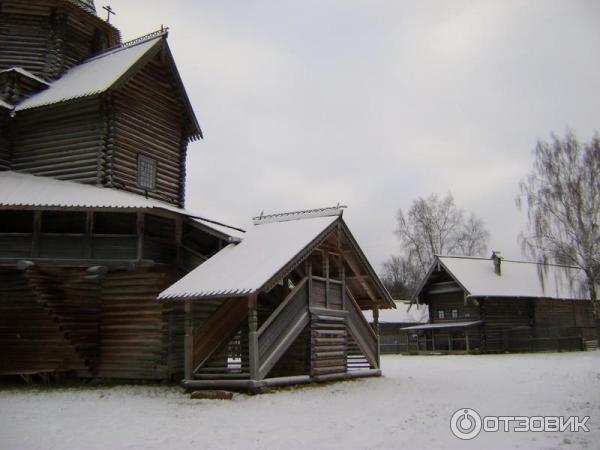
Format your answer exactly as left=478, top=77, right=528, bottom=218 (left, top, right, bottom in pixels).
left=491, top=251, right=503, bottom=276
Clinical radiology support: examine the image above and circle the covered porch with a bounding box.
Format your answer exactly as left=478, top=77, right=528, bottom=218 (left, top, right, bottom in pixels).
left=400, top=321, right=483, bottom=354
left=159, top=207, right=394, bottom=392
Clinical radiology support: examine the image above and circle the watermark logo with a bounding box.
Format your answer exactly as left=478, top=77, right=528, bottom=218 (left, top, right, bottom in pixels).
left=450, top=408, right=590, bottom=440
left=450, top=408, right=482, bottom=440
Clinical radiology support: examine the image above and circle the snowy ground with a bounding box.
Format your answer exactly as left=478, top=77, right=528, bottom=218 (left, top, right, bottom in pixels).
left=1, top=352, right=599, bottom=450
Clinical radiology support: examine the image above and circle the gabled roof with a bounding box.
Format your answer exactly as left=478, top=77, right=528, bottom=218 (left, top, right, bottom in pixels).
left=159, top=207, right=394, bottom=307
left=0, top=67, right=49, bottom=86
left=159, top=215, right=340, bottom=299
left=14, top=32, right=202, bottom=139
left=16, top=36, right=161, bottom=111
left=418, top=255, right=589, bottom=301
left=0, top=171, right=241, bottom=239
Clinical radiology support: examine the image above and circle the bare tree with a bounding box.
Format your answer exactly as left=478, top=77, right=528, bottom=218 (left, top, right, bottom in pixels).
left=456, top=213, right=491, bottom=256
left=517, top=130, right=600, bottom=325
left=380, top=255, right=420, bottom=299
left=395, top=193, right=490, bottom=272
left=382, top=193, right=490, bottom=297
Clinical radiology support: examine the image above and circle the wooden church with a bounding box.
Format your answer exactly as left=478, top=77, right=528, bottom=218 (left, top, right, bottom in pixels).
left=0, top=0, right=393, bottom=390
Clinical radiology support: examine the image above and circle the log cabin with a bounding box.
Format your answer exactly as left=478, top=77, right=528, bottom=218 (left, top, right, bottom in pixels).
left=0, top=1, right=393, bottom=388
left=406, top=253, right=595, bottom=353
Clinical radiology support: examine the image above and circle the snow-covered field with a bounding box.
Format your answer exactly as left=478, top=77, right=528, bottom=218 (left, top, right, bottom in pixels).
left=1, top=352, right=599, bottom=450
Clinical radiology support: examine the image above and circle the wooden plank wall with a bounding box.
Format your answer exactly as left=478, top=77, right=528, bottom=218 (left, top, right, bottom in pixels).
left=428, top=292, right=480, bottom=321
left=12, top=98, right=104, bottom=183
left=110, top=55, right=187, bottom=207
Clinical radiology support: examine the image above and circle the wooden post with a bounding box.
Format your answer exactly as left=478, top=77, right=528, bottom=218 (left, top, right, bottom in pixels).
left=175, top=216, right=183, bottom=268
left=448, top=333, right=452, bottom=353
left=32, top=211, right=41, bottom=258
left=466, top=332, right=470, bottom=353
left=324, top=252, right=330, bottom=309
left=84, top=211, right=93, bottom=258
left=307, top=259, right=313, bottom=307
left=341, top=266, right=346, bottom=311
left=184, top=299, right=194, bottom=380
left=372, top=306, right=380, bottom=367
left=432, top=332, right=435, bottom=353
left=136, top=211, right=144, bottom=261
left=248, top=294, right=259, bottom=381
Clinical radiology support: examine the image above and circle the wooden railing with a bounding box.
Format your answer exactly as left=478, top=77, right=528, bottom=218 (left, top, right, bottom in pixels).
left=345, top=288, right=378, bottom=369
left=257, top=277, right=309, bottom=379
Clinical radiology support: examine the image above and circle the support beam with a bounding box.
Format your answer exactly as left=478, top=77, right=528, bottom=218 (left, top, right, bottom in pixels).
left=373, top=306, right=380, bottom=366
left=248, top=294, right=259, bottom=381
left=184, top=299, right=193, bottom=380
left=341, top=250, right=378, bottom=305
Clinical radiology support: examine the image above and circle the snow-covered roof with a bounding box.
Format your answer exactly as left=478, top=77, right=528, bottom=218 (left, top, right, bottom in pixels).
left=16, top=37, right=162, bottom=111
left=432, top=256, right=589, bottom=301
left=0, top=99, right=13, bottom=110
left=159, top=215, right=339, bottom=300
left=0, top=171, right=239, bottom=239
left=362, top=301, right=429, bottom=323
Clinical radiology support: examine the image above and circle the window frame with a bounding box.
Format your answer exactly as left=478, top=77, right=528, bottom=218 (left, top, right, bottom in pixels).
left=138, top=154, right=157, bottom=191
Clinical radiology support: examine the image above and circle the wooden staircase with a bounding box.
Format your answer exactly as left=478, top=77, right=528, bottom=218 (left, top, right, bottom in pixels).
left=192, top=298, right=249, bottom=375
left=24, top=268, right=100, bottom=376
left=345, top=289, right=379, bottom=370
left=257, top=277, right=309, bottom=379
left=0, top=270, right=90, bottom=375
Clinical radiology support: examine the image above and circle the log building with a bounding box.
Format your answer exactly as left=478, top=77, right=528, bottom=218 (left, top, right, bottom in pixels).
left=0, top=1, right=393, bottom=388
left=406, top=253, right=594, bottom=353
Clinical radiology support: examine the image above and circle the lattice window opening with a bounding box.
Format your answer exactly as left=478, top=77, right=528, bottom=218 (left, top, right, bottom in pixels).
left=137, top=155, right=157, bottom=191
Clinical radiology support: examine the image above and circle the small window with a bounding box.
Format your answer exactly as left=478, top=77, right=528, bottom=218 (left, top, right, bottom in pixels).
left=138, top=155, right=157, bottom=190
left=464, top=312, right=471, bottom=318
left=451, top=308, right=459, bottom=319
left=437, top=310, right=445, bottom=320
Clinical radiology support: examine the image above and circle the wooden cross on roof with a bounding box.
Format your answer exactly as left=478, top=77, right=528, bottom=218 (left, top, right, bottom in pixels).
left=102, top=5, right=116, bottom=23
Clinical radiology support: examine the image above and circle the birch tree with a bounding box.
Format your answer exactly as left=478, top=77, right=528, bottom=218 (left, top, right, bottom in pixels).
left=518, top=130, right=600, bottom=324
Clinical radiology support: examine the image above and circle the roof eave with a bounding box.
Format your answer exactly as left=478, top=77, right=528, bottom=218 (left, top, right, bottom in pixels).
left=339, top=219, right=395, bottom=309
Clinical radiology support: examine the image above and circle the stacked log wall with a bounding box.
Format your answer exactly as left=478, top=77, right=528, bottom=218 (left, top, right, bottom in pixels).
left=427, top=292, right=480, bottom=322
left=111, top=56, right=187, bottom=207
left=95, top=270, right=176, bottom=380
left=0, top=270, right=89, bottom=374
left=12, top=98, right=104, bottom=183
left=481, top=299, right=532, bottom=352
left=0, top=120, right=10, bottom=170
left=0, top=1, right=118, bottom=80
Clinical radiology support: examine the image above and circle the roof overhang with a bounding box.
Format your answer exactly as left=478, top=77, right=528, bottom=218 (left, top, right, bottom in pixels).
left=401, top=320, right=483, bottom=331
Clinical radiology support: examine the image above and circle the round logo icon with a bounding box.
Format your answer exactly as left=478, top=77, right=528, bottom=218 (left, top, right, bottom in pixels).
left=450, top=408, right=482, bottom=440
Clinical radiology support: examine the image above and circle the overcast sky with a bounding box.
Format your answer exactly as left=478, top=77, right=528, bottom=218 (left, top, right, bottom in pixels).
left=108, top=0, right=600, bottom=271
